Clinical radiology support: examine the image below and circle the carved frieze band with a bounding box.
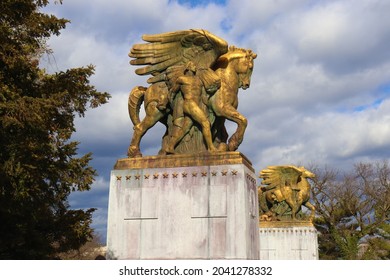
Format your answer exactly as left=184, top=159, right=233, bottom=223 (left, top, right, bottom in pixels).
left=259, top=228, right=316, bottom=234
left=114, top=169, right=257, bottom=182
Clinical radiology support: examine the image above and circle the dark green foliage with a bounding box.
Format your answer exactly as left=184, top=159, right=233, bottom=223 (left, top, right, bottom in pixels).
left=0, top=0, right=110, bottom=259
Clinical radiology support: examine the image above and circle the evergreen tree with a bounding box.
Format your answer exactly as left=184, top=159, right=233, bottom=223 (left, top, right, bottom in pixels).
left=0, top=0, right=110, bottom=259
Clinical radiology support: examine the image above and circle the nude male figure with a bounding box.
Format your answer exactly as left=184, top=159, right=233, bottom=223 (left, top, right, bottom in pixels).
left=166, top=62, right=217, bottom=154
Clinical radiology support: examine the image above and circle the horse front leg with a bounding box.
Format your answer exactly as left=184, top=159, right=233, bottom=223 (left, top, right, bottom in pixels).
left=212, top=117, right=229, bottom=151
left=303, top=201, right=316, bottom=222
left=223, top=107, right=247, bottom=151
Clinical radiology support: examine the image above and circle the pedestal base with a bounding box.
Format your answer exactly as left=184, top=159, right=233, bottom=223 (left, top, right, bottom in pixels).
left=107, top=152, right=259, bottom=259
left=259, top=221, right=319, bottom=260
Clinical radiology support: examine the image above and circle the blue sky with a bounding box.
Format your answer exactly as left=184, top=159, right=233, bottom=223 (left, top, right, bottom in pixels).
left=176, top=0, right=227, bottom=7
left=43, top=0, right=390, bottom=241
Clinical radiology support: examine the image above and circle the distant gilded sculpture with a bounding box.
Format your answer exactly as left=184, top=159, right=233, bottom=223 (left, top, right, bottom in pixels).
left=127, top=29, right=257, bottom=157
left=258, top=166, right=316, bottom=222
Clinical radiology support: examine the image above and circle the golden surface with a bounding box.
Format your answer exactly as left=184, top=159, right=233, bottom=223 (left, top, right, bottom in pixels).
left=259, top=220, right=314, bottom=228
left=114, top=151, right=254, bottom=171
left=258, top=165, right=316, bottom=222
left=126, top=29, right=257, bottom=157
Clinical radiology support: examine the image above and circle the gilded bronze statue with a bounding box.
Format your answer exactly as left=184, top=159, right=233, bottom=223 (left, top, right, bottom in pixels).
left=166, top=61, right=216, bottom=154
left=127, top=29, right=257, bottom=157
left=258, top=166, right=316, bottom=222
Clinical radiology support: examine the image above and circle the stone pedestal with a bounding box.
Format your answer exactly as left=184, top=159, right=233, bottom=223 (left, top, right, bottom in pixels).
left=259, top=221, right=319, bottom=260
left=106, top=152, right=259, bottom=259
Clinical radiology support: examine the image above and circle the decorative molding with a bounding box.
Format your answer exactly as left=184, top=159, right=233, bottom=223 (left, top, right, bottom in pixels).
left=114, top=152, right=254, bottom=172
left=259, top=220, right=314, bottom=228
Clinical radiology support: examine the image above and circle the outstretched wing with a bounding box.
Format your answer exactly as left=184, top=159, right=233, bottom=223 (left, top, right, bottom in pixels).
left=129, top=29, right=228, bottom=84
left=260, top=166, right=303, bottom=189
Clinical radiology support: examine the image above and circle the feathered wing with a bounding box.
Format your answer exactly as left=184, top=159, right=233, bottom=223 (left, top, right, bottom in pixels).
left=260, top=166, right=303, bottom=190
left=129, top=29, right=228, bottom=85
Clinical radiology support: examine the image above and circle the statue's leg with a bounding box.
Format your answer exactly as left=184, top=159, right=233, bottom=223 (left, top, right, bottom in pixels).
left=258, top=189, right=270, bottom=213
left=188, top=105, right=217, bottom=152
left=303, top=201, right=316, bottom=222
left=165, top=117, right=193, bottom=154
left=264, top=191, right=280, bottom=220
left=294, top=192, right=304, bottom=220
left=213, top=117, right=229, bottom=151
left=128, top=124, right=143, bottom=157
left=285, top=195, right=298, bottom=220
left=216, top=105, right=247, bottom=151
left=158, top=116, right=170, bottom=155
left=128, top=102, right=164, bottom=157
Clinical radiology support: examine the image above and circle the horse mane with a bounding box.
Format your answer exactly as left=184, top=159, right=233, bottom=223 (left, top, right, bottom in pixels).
left=229, top=46, right=256, bottom=57
left=213, top=46, right=249, bottom=69
left=228, top=45, right=246, bottom=53
left=212, top=46, right=257, bottom=72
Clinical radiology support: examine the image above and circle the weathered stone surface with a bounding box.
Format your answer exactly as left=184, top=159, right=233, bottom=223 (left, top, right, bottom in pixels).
left=259, top=223, right=318, bottom=260
left=107, top=153, right=259, bottom=259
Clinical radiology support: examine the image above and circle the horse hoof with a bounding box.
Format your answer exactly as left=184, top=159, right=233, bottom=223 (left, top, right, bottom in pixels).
left=208, top=146, right=218, bottom=153
left=128, top=146, right=142, bottom=158
left=217, top=143, right=228, bottom=151
left=128, top=153, right=142, bottom=158
left=165, top=147, right=175, bottom=155
left=260, top=215, right=270, bottom=221
left=228, top=142, right=238, bottom=151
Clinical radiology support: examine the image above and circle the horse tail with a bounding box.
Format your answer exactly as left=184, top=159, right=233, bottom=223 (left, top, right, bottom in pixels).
left=128, top=86, right=147, bottom=126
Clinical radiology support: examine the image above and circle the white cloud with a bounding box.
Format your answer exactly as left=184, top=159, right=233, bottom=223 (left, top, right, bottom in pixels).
left=247, top=98, right=390, bottom=172
left=285, top=0, right=390, bottom=74
left=226, top=0, right=307, bottom=36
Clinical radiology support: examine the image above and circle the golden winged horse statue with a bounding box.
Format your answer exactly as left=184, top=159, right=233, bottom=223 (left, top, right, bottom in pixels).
left=126, top=29, right=257, bottom=157
left=258, top=165, right=316, bottom=222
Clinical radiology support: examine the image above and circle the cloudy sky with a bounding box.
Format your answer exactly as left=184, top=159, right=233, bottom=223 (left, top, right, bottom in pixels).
left=43, top=0, right=390, bottom=241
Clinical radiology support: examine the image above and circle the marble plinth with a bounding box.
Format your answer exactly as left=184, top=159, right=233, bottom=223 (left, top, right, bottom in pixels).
left=259, top=221, right=319, bottom=260
left=106, top=152, right=259, bottom=259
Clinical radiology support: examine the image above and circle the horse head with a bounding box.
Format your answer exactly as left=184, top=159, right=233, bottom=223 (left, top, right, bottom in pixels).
left=298, top=166, right=316, bottom=180
left=216, top=46, right=257, bottom=90
left=238, top=70, right=252, bottom=90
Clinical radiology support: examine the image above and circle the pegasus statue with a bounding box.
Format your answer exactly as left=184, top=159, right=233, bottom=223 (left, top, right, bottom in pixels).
left=258, top=165, right=316, bottom=222
left=126, top=29, right=257, bottom=157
